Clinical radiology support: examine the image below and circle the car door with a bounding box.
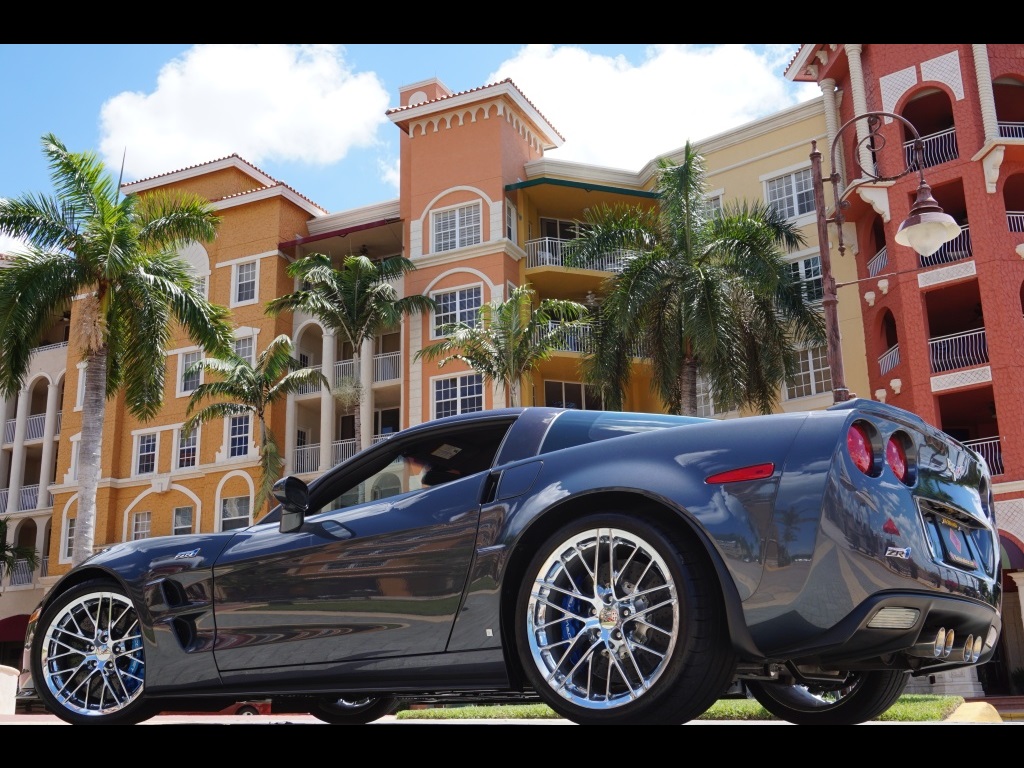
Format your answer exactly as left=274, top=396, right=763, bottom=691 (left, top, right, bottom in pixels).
left=210, top=442, right=492, bottom=676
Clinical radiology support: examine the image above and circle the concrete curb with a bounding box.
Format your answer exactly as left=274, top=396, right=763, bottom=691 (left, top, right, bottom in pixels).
left=948, top=702, right=1004, bottom=723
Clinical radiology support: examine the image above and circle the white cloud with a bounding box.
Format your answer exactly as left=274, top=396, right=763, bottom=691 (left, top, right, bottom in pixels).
left=98, top=44, right=391, bottom=182
left=487, top=44, right=819, bottom=171
left=0, top=233, right=28, bottom=255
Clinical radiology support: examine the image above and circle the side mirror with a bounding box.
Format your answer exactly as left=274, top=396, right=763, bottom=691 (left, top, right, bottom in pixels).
left=273, top=476, right=309, bottom=534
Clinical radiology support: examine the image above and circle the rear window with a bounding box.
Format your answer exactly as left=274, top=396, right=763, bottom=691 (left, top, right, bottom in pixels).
left=540, top=410, right=709, bottom=455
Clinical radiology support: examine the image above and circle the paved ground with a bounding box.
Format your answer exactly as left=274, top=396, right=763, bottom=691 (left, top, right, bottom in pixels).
left=0, top=700, right=1018, bottom=725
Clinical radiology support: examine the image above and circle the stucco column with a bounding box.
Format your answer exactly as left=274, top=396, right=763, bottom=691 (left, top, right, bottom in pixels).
left=35, top=382, right=61, bottom=509
left=360, top=339, right=374, bottom=448
left=844, top=44, right=874, bottom=177
left=0, top=395, right=10, bottom=507
left=819, top=78, right=845, bottom=187
left=972, top=44, right=998, bottom=142
left=319, top=332, right=336, bottom=472
left=284, top=394, right=297, bottom=474
left=6, top=388, right=30, bottom=513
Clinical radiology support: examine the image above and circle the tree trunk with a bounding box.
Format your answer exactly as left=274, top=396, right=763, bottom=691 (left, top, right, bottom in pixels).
left=73, top=346, right=108, bottom=566
left=678, top=357, right=699, bottom=417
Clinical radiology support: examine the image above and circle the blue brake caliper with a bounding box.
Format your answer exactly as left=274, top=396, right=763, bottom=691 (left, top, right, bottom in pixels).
left=560, top=595, right=585, bottom=665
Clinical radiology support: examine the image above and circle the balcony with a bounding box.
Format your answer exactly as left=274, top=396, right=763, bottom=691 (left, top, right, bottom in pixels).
left=333, top=359, right=359, bottom=386
left=879, top=343, right=900, bottom=376
left=525, top=238, right=636, bottom=273
left=998, top=122, right=1024, bottom=139
left=929, top=328, right=988, bottom=374
left=332, top=438, right=358, bottom=466
left=919, top=225, right=972, bottom=269
left=373, top=351, right=400, bottom=383
left=293, top=443, right=320, bottom=474
left=295, top=365, right=325, bottom=396
left=904, top=127, right=958, bottom=170
left=867, top=246, right=888, bottom=278
left=1008, top=211, right=1024, bottom=233
left=964, top=437, right=1003, bottom=476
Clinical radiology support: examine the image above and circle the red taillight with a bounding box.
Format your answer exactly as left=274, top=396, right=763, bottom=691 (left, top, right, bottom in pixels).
left=886, top=437, right=908, bottom=482
left=847, top=424, right=873, bottom=475
left=705, top=463, right=775, bottom=484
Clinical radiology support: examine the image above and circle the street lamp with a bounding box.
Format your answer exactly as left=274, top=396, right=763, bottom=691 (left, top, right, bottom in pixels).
left=810, top=111, right=961, bottom=403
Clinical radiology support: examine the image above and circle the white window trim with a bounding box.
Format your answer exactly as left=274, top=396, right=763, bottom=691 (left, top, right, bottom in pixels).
left=133, top=431, right=160, bottom=476
left=173, top=505, right=194, bottom=536
left=174, top=424, right=200, bottom=471
left=176, top=347, right=204, bottom=398
left=217, top=412, right=255, bottom=462
left=431, top=200, right=483, bottom=254
left=430, top=282, right=483, bottom=340
left=230, top=259, right=260, bottom=308
left=131, top=510, right=152, bottom=541
left=219, top=495, right=252, bottom=532
left=430, top=371, right=484, bottom=420
left=64, top=433, right=81, bottom=484
left=74, top=361, right=87, bottom=411
left=761, top=164, right=816, bottom=226
left=61, top=516, right=75, bottom=562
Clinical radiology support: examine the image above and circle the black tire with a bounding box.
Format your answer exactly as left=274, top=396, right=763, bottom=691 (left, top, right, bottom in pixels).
left=515, top=513, right=737, bottom=725
left=234, top=703, right=261, bottom=715
left=746, top=670, right=910, bottom=725
left=309, top=695, right=399, bottom=724
left=31, top=579, right=158, bottom=725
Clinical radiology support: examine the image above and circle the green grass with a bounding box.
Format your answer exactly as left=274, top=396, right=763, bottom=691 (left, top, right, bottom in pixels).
left=394, top=694, right=964, bottom=722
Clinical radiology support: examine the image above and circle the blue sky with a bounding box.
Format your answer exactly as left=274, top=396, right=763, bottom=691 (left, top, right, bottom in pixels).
left=0, top=44, right=818, bottom=251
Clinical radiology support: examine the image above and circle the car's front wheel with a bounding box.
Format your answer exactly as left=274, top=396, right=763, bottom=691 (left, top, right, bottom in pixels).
left=308, top=695, right=399, bottom=724
left=31, top=579, right=157, bottom=725
left=746, top=670, right=910, bottom=725
left=515, top=513, right=737, bottom=725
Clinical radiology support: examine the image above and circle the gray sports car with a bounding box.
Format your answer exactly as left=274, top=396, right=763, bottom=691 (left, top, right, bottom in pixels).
left=23, top=400, right=1002, bottom=725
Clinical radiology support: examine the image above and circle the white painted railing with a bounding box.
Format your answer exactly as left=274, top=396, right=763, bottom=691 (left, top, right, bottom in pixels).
left=998, top=122, right=1024, bottom=139
left=373, top=352, right=400, bottom=382
left=904, top=127, right=958, bottom=170
left=0, top=488, right=6, bottom=514
left=964, top=437, right=1003, bottom=476
left=1007, top=212, right=1024, bottom=233
left=928, top=328, right=988, bottom=373
left=19, top=484, right=38, bottom=510
left=879, top=343, right=900, bottom=375
left=9, top=558, right=33, bottom=586
left=295, top=364, right=324, bottom=395
left=2, top=419, right=13, bottom=444
left=31, top=340, right=69, bottom=354
left=524, top=238, right=636, bottom=273
left=293, top=443, right=320, bottom=474
left=867, top=246, right=888, bottom=278
left=333, top=359, right=359, bottom=386
left=24, top=414, right=46, bottom=440
left=332, top=438, right=357, bottom=466
left=919, top=225, right=971, bottom=268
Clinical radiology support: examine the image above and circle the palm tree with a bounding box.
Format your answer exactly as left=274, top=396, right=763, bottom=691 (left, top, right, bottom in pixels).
left=266, top=252, right=435, bottom=449
left=567, top=141, right=826, bottom=416
left=0, top=516, right=39, bottom=597
left=183, top=334, right=330, bottom=517
left=415, top=284, right=588, bottom=407
left=0, top=133, right=234, bottom=566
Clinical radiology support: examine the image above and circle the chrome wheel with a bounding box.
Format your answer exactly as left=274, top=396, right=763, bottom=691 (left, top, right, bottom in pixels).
left=32, top=580, right=153, bottom=725
left=747, top=670, right=910, bottom=725
left=309, top=695, right=399, bottom=724
left=517, top=514, right=735, bottom=724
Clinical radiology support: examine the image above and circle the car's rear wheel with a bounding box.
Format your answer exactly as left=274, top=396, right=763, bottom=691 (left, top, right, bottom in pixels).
left=31, top=579, right=157, bottom=725
left=308, top=695, right=399, bottom=724
left=746, top=669, right=910, bottom=725
left=515, top=513, right=736, bottom=725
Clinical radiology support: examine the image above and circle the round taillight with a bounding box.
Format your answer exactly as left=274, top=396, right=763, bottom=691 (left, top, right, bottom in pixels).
left=886, top=437, right=908, bottom=482
left=847, top=424, right=873, bottom=475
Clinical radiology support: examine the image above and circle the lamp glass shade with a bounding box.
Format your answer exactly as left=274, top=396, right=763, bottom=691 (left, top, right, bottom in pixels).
left=894, top=213, right=961, bottom=257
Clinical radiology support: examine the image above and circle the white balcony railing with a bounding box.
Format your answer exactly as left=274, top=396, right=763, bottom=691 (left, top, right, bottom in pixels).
left=9, top=558, right=34, bottom=586
left=1007, top=211, right=1024, bottom=233
left=295, top=364, right=325, bottom=396
left=293, top=443, right=320, bottom=474
left=867, top=246, right=888, bottom=278
left=904, top=127, right=958, bottom=170
left=2, top=419, right=13, bottom=444
left=0, top=488, right=6, bottom=514
left=964, top=437, right=1004, bottom=476
left=929, top=328, right=988, bottom=373
left=332, top=438, right=358, bottom=466
left=525, top=238, right=637, bottom=273
left=333, top=359, right=359, bottom=386
left=373, top=351, right=400, bottom=383
left=919, top=225, right=971, bottom=269
left=31, top=340, right=69, bottom=355
left=5, top=411, right=63, bottom=442
left=879, top=343, right=900, bottom=376
left=998, top=121, right=1024, bottom=139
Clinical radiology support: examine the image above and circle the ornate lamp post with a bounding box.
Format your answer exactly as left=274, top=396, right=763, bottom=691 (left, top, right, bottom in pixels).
left=810, top=111, right=961, bottom=403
